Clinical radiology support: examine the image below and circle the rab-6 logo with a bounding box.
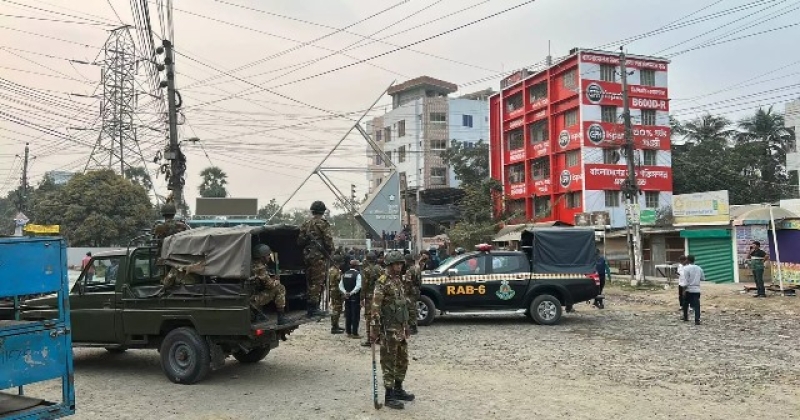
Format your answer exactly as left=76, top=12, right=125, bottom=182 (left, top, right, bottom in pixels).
left=446, top=285, right=486, bottom=295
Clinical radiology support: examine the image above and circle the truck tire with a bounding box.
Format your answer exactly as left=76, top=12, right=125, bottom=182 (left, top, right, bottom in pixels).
left=104, top=345, right=128, bottom=354
left=159, top=327, right=211, bottom=384
left=417, top=295, right=436, bottom=326
left=529, top=294, right=563, bottom=326
left=232, top=346, right=270, bottom=364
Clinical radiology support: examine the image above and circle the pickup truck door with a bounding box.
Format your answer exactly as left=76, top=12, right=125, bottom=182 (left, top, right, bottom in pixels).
left=70, top=256, right=120, bottom=343
left=440, top=255, right=489, bottom=308
left=486, top=254, right=529, bottom=307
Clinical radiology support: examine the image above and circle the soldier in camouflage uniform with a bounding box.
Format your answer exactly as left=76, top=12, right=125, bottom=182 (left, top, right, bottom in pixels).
left=403, top=253, right=422, bottom=335
left=328, top=255, right=345, bottom=334
left=360, top=251, right=380, bottom=347
left=250, top=244, right=287, bottom=325
left=161, top=265, right=199, bottom=289
left=153, top=201, right=189, bottom=243
left=298, top=201, right=334, bottom=317
left=370, top=250, right=415, bottom=410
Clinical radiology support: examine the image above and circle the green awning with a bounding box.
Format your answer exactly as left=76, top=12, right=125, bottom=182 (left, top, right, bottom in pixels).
left=680, top=229, right=731, bottom=239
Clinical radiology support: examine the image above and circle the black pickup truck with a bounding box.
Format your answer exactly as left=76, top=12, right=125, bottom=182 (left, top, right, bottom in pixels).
left=416, top=228, right=601, bottom=326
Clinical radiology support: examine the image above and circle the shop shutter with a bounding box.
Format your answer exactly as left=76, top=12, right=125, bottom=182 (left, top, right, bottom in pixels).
left=688, top=237, right=734, bottom=283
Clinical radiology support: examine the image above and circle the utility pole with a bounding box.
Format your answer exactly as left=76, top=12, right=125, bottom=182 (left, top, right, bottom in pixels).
left=18, top=142, right=30, bottom=213
left=619, top=47, right=644, bottom=286
left=159, top=39, right=184, bottom=215
left=351, top=184, right=357, bottom=239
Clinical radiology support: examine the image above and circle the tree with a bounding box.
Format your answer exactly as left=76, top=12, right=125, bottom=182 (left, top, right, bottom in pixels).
left=198, top=166, right=228, bottom=198
left=735, top=106, right=796, bottom=202
left=258, top=198, right=287, bottom=223
left=440, top=139, right=490, bottom=186
left=33, top=169, right=153, bottom=246
left=680, top=114, right=735, bottom=147
left=124, top=166, right=153, bottom=191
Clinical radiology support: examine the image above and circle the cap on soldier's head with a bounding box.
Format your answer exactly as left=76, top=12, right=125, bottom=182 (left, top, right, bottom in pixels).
left=404, top=253, right=414, bottom=262
left=161, top=201, right=177, bottom=216
left=366, top=251, right=377, bottom=261
left=350, top=259, right=361, bottom=267
left=253, top=243, right=271, bottom=258
left=384, top=250, right=405, bottom=265
left=310, top=201, right=327, bottom=215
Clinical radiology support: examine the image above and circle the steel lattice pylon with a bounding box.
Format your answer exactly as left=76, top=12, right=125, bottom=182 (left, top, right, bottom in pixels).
left=86, top=26, right=139, bottom=174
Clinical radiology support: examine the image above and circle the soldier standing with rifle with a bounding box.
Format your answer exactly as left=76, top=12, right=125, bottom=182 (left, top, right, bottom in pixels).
left=298, top=201, right=334, bottom=317
left=361, top=252, right=380, bottom=347
left=370, top=250, right=414, bottom=410
left=403, top=253, right=422, bottom=335
left=328, top=255, right=345, bottom=334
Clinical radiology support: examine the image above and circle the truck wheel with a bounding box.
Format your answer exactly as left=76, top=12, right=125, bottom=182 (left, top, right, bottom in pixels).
left=529, top=294, right=563, bottom=326
left=105, top=345, right=128, bottom=354
left=417, top=295, right=436, bottom=326
left=160, top=327, right=211, bottom=384
left=232, top=346, right=270, bottom=364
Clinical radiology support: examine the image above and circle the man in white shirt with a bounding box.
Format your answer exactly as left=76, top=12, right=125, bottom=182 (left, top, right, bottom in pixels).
left=676, top=255, right=688, bottom=310
left=681, top=255, right=704, bottom=325
left=339, top=259, right=364, bottom=338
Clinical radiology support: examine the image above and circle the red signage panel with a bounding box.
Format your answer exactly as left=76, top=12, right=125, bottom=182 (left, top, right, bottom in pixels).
left=580, top=53, right=668, bottom=71
left=582, top=121, right=671, bottom=150
left=529, top=141, right=550, bottom=158
left=555, top=126, right=582, bottom=152
left=555, top=167, right=583, bottom=193
left=530, top=178, right=552, bottom=196
left=507, top=148, right=526, bottom=164
left=581, top=80, right=669, bottom=111
left=584, top=164, right=672, bottom=191
left=507, top=183, right=527, bottom=198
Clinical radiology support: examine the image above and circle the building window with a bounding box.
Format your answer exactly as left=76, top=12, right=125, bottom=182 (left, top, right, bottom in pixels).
left=531, top=158, right=550, bottom=180
left=398, top=146, right=406, bottom=163
left=640, top=69, right=656, bottom=86
left=645, top=191, right=659, bottom=208
left=566, top=150, right=580, bottom=167
left=398, top=120, right=406, bottom=137
left=603, top=148, right=619, bottom=164
left=529, top=82, right=547, bottom=103
left=462, top=115, right=473, bottom=128
left=375, top=130, right=382, bottom=141
left=562, top=69, right=577, bottom=90
left=641, top=109, right=657, bottom=126
left=534, top=196, right=551, bottom=217
left=374, top=154, right=383, bottom=166
left=508, top=199, right=526, bottom=216
left=463, top=141, right=476, bottom=149
left=643, top=149, right=657, bottom=166
left=430, top=139, right=447, bottom=150
left=430, top=112, right=446, bottom=123
left=505, top=93, right=523, bottom=112
left=507, top=164, right=525, bottom=184
left=601, top=105, right=617, bottom=123
left=566, top=192, right=581, bottom=209
left=384, top=127, right=392, bottom=142
left=506, top=128, right=524, bottom=151
left=600, top=64, right=616, bottom=82
left=530, top=120, right=549, bottom=143
left=564, top=109, right=578, bottom=128
left=385, top=151, right=392, bottom=163
left=430, top=167, right=447, bottom=185
left=604, top=191, right=620, bottom=207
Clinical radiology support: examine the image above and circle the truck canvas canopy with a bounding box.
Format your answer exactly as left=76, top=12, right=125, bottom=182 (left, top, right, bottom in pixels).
left=520, top=228, right=597, bottom=274
left=160, top=224, right=305, bottom=279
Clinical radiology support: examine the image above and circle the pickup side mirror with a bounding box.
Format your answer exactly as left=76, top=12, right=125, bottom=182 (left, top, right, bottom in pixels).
left=447, top=268, right=458, bottom=277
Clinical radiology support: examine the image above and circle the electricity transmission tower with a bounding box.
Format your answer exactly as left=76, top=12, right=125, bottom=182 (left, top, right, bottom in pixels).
left=86, top=26, right=139, bottom=173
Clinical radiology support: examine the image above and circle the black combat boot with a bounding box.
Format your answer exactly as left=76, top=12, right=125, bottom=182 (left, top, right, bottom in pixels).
left=410, top=325, right=418, bottom=335
left=307, top=302, right=328, bottom=318
left=331, top=325, right=344, bottom=334
left=276, top=311, right=287, bottom=325
left=384, top=388, right=404, bottom=410
left=394, top=381, right=415, bottom=401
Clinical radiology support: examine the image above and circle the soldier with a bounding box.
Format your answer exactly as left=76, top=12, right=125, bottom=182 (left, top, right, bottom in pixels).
left=298, top=200, right=334, bottom=317
left=153, top=201, right=189, bottom=243
left=360, top=251, right=380, bottom=347
left=329, top=255, right=345, bottom=334
left=250, top=244, right=287, bottom=325
left=403, top=253, right=422, bottom=335
left=370, top=250, right=414, bottom=410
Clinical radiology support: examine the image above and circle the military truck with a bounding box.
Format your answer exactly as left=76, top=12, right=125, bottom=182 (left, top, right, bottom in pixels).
left=21, top=225, right=319, bottom=384
left=416, top=228, right=601, bottom=326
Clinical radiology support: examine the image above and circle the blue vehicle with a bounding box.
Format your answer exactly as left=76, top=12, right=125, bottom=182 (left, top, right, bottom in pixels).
left=0, top=236, right=75, bottom=419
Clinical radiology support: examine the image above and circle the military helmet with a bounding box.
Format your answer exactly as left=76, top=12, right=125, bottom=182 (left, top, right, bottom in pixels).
left=333, top=254, right=344, bottom=264
left=404, top=253, right=415, bottom=262
left=252, top=244, right=271, bottom=258
left=366, top=251, right=377, bottom=262
left=310, top=200, right=327, bottom=215
left=161, top=202, right=177, bottom=216
left=384, top=250, right=405, bottom=265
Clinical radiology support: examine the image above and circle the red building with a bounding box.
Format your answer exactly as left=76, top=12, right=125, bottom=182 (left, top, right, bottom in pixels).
left=489, top=48, right=672, bottom=228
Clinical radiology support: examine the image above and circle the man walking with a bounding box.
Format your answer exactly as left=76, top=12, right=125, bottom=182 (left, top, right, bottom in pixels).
left=594, top=249, right=609, bottom=309
left=370, top=250, right=414, bottom=410
left=676, top=255, right=688, bottom=310
left=681, top=255, right=704, bottom=325
left=329, top=255, right=345, bottom=334
left=747, top=241, right=769, bottom=298
left=298, top=200, right=334, bottom=317
left=339, top=259, right=363, bottom=338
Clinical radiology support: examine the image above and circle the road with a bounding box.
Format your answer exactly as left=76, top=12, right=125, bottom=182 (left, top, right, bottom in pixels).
left=28, top=283, right=800, bottom=420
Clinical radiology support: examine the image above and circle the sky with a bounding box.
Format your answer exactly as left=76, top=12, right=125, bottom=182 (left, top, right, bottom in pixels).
left=1, top=0, right=799, bottom=214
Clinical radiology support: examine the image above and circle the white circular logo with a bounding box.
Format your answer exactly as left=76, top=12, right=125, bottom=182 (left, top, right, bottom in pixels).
left=388, top=194, right=396, bottom=201
left=587, top=123, right=605, bottom=145
left=558, top=130, right=570, bottom=149
left=559, top=170, right=572, bottom=188
left=586, top=82, right=604, bottom=104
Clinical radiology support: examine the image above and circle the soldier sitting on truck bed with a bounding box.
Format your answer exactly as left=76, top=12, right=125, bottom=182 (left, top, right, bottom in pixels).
left=161, top=263, right=200, bottom=289
left=251, top=244, right=287, bottom=325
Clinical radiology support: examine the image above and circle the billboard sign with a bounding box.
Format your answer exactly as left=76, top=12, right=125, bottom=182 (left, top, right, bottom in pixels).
left=195, top=198, right=258, bottom=216
left=580, top=80, right=669, bottom=111
left=672, top=190, right=730, bottom=225
left=584, top=164, right=672, bottom=191
left=582, top=121, right=670, bottom=150
left=356, top=171, right=402, bottom=238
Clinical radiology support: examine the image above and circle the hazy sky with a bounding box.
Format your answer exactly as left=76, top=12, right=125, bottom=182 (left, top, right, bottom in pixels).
left=2, top=0, right=799, bottom=214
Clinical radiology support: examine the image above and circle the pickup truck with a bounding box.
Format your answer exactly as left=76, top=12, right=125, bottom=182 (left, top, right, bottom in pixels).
left=21, top=225, right=318, bottom=384
left=416, top=228, right=601, bottom=326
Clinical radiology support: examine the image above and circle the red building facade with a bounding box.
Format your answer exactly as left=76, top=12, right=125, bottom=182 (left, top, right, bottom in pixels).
left=489, top=49, right=672, bottom=228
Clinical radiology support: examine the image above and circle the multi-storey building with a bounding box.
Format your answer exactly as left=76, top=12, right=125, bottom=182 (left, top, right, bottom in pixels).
left=489, top=48, right=673, bottom=228
left=366, top=76, right=490, bottom=249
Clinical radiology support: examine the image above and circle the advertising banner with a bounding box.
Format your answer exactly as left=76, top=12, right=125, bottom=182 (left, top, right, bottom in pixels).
left=583, top=121, right=670, bottom=150
left=581, top=80, right=669, bottom=111
left=556, top=168, right=583, bottom=192
left=530, top=141, right=550, bottom=158
left=556, top=126, right=582, bottom=152
left=672, top=190, right=730, bottom=225
left=584, top=164, right=672, bottom=191
left=580, top=53, right=668, bottom=71
left=530, top=178, right=552, bottom=196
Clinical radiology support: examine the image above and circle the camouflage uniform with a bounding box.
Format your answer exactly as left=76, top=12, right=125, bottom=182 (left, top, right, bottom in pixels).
left=371, top=272, right=411, bottom=390
left=403, top=262, right=422, bottom=326
left=250, top=261, right=286, bottom=311
left=161, top=265, right=198, bottom=289
left=297, top=217, right=334, bottom=306
left=153, top=218, right=189, bottom=241
left=328, top=265, right=344, bottom=329
left=360, top=262, right=382, bottom=344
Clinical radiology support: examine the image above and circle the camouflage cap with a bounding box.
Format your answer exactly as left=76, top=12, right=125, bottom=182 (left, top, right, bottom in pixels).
left=161, top=202, right=177, bottom=216
left=365, top=251, right=377, bottom=262
left=384, top=250, right=405, bottom=265
left=310, top=200, right=327, bottom=214
left=252, top=244, right=271, bottom=258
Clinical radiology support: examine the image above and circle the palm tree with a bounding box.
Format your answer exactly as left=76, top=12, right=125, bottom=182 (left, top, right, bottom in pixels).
left=736, top=106, right=795, bottom=152
left=681, top=114, right=735, bottom=147
left=198, top=166, right=228, bottom=198
left=736, top=107, right=797, bottom=202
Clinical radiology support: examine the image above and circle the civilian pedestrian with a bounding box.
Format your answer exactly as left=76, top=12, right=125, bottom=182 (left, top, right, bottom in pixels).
left=747, top=241, right=769, bottom=298
left=676, top=255, right=688, bottom=310
left=681, top=255, right=704, bottom=325
left=81, top=252, right=94, bottom=283
left=339, top=259, right=363, bottom=338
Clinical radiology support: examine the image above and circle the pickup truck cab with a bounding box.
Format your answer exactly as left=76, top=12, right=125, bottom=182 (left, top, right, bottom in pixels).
left=416, top=228, right=601, bottom=326
left=22, top=224, right=318, bottom=384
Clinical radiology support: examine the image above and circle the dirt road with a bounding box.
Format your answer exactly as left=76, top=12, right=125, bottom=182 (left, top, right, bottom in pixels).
left=30, top=283, right=800, bottom=419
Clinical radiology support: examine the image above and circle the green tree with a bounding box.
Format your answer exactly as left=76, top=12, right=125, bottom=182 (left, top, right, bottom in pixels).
left=258, top=198, right=287, bottom=223
left=440, top=139, right=490, bottom=186
left=198, top=166, right=228, bottom=198
left=680, top=114, right=735, bottom=146
left=33, top=169, right=153, bottom=246
left=124, top=166, right=153, bottom=191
